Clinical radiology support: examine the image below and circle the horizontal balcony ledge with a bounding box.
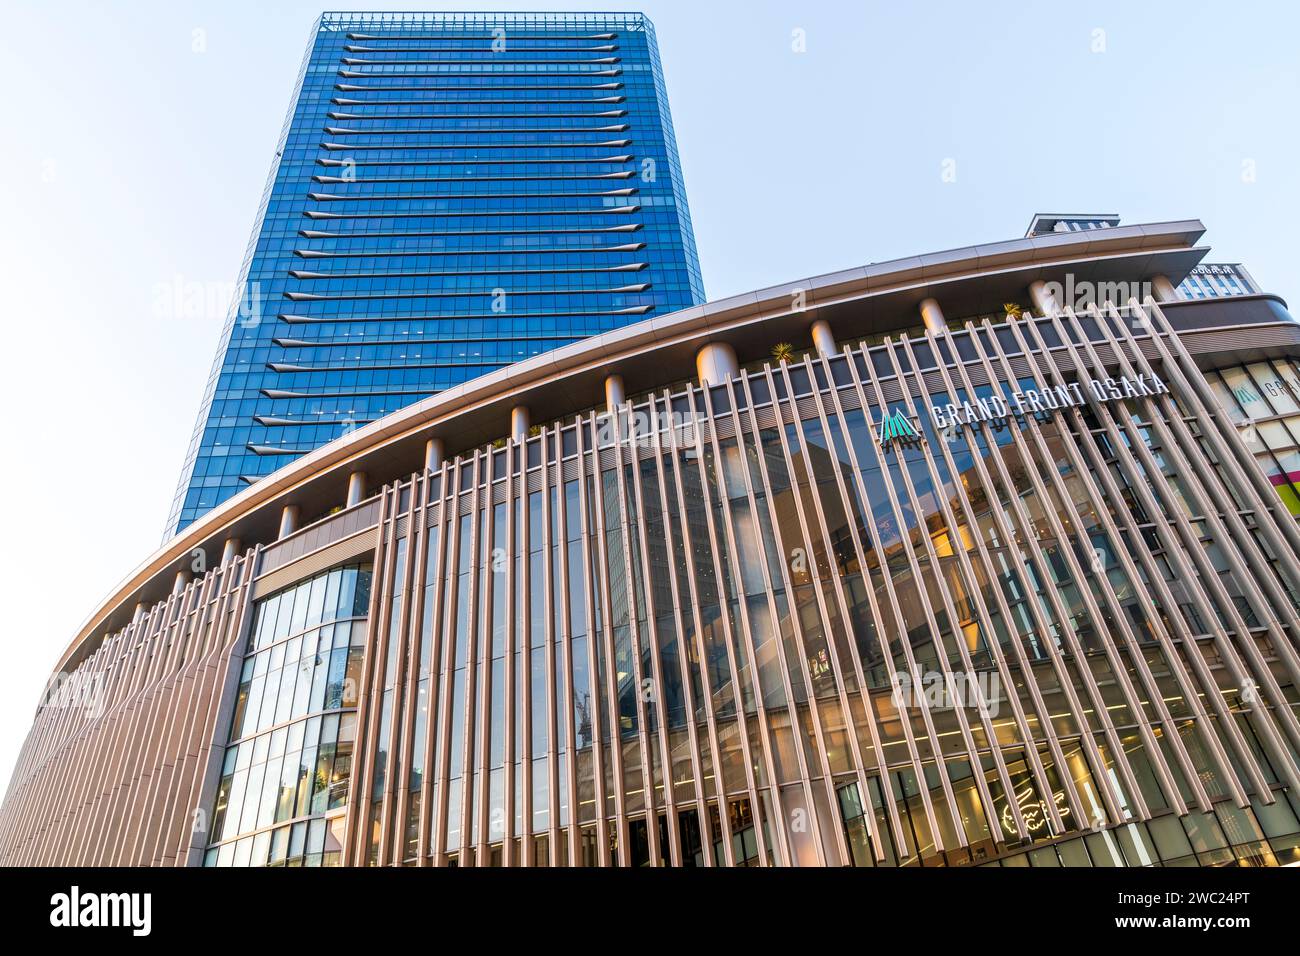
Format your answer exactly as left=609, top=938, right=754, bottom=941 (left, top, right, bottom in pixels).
left=293, top=241, right=645, bottom=257
left=302, top=205, right=639, bottom=219
left=277, top=305, right=650, bottom=324
left=316, top=154, right=633, bottom=166
left=313, top=172, right=637, bottom=183
left=331, top=96, right=626, bottom=105
left=306, top=187, right=637, bottom=200
left=337, top=69, right=623, bottom=78
left=327, top=110, right=628, bottom=119
left=322, top=124, right=629, bottom=135
left=298, top=223, right=642, bottom=238
left=319, top=138, right=632, bottom=151
left=341, top=58, right=621, bottom=67
left=287, top=263, right=646, bottom=279
left=334, top=82, right=624, bottom=91
left=282, top=282, right=649, bottom=301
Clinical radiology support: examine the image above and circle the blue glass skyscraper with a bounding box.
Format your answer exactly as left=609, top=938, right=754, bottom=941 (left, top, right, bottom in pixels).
left=166, top=11, right=704, bottom=537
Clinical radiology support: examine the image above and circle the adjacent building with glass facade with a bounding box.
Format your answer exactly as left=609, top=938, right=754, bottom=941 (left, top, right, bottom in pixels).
left=1179, top=263, right=1261, bottom=300
left=6, top=214, right=1300, bottom=868
left=166, top=11, right=703, bottom=538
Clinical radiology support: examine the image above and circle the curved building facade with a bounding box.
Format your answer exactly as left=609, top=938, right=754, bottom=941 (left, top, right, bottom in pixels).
left=5, top=218, right=1300, bottom=868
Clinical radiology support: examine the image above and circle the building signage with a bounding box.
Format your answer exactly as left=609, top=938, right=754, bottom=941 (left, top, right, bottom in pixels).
left=877, top=372, right=1170, bottom=446
left=877, top=407, right=920, bottom=444
left=1000, top=786, right=1071, bottom=837
left=927, top=372, right=1169, bottom=433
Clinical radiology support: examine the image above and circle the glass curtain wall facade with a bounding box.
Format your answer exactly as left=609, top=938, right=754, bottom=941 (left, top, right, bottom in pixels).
left=166, top=11, right=703, bottom=537
left=1209, top=358, right=1300, bottom=517
left=206, top=564, right=372, bottom=867
left=1178, top=264, right=1260, bottom=300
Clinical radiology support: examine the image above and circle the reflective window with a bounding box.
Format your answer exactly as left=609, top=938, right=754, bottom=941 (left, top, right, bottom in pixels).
left=206, top=563, right=372, bottom=867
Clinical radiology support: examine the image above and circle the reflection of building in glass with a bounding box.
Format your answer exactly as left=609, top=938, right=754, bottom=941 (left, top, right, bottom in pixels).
left=1210, top=360, right=1300, bottom=516
left=6, top=214, right=1300, bottom=868
left=209, top=564, right=371, bottom=866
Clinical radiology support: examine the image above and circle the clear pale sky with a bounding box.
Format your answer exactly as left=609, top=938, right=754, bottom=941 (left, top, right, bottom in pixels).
left=0, top=0, right=1295, bottom=787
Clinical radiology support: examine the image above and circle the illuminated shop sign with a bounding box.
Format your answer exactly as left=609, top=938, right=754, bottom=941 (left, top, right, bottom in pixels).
left=1000, top=785, right=1071, bottom=836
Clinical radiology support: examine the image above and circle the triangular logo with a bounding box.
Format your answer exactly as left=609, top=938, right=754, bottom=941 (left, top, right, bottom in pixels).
left=878, top=407, right=919, bottom=445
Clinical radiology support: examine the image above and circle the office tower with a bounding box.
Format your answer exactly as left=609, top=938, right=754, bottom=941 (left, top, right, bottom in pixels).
left=9, top=214, right=1300, bottom=868
left=165, top=11, right=703, bottom=537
